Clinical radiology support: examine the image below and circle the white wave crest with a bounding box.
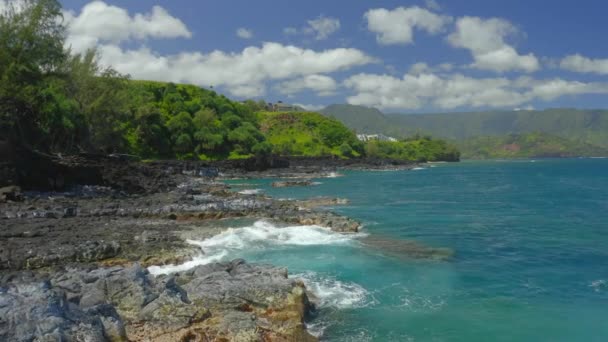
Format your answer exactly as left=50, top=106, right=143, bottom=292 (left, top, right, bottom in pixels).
left=325, top=172, right=343, bottom=178
left=238, top=189, right=263, bottom=195
left=590, top=279, right=606, bottom=292
left=293, top=272, right=374, bottom=309
left=148, top=221, right=361, bottom=275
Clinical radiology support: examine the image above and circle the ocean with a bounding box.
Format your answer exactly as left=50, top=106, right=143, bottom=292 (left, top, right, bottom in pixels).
left=152, top=159, right=608, bottom=341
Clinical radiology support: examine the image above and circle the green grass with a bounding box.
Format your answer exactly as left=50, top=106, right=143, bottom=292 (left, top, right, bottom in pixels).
left=258, top=111, right=364, bottom=158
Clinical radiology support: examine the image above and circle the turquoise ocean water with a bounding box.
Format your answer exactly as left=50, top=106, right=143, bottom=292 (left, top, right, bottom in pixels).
left=155, top=159, right=608, bottom=341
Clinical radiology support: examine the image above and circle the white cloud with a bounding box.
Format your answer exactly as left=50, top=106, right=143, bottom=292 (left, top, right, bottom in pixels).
left=306, top=16, right=340, bottom=40
left=284, top=15, right=341, bottom=41
left=344, top=71, right=608, bottom=110
left=364, top=6, right=451, bottom=45
left=560, top=54, right=608, bottom=75
left=447, top=16, right=539, bottom=73
left=97, top=42, right=373, bottom=97
left=278, top=74, right=337, bottom=96
left=63, top=1, right=191, bottom=53
left=408, top=62, right=453, bottom=75
left=425, top=0, right=441, bottom=11
left=236, top=27, right=253, bottom=39
left=59, top=2, right=372, bottom=98
left=293, top=103, right=325, bottom=111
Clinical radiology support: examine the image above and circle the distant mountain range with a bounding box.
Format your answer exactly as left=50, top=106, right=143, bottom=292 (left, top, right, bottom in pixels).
left=321, top=104, right=608, bottom=158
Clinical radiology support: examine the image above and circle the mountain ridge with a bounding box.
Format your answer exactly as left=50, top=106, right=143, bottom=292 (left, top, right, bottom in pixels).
left=320, top=104, right=608, bottom=149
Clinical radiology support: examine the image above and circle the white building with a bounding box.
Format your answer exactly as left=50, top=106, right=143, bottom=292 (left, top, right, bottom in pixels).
left=356, top=134, right=398, bottom=142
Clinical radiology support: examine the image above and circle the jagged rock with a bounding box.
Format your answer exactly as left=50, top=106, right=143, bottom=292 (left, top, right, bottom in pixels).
left=0, top=281, right=126, bottom=341
left=0, top=260, right=317, bottom=341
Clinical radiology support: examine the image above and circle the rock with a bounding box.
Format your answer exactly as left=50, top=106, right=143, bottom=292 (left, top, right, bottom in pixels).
left=272, top=180, right=314, bottom=188
left=297, top=197, right=349, bottom=209
left=361, top=235, right=454, bottom=260
left=1, top=260, right=317, bottom=341
left=0, top=281, right=126, bottom=341
left=0, top=186, right=22, bottom=203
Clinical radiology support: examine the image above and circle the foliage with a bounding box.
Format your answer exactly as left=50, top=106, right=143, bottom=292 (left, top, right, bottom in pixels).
left=365, top=137, right=460, bottom=162
left=322, top=104, right=608, bottom=150
left=258, top=111, right=364, bottom=158
left=457, top=132, right=608, bottom=159
left=0, top=0, right=67, bottom=146
left=0, top=1, right=459, bottom=163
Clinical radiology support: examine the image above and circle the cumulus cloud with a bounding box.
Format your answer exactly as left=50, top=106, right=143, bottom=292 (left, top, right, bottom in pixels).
left=56, top=2, right=372, bottom=98
left=97, top=43, right=373, bottom=97
left=364, top=6, right=451, bottom=45
left=236, top=27, right=253, bottom=39
left=343, top=71, right=608, bottom=110
left=408, top=62, right=453, bottom=75
left=277, top=74, right=337, bottom=96
left=447, top=16, right=539, bottom=73
left=560, top=54, right=608, bottom=75
left=306, top=16, right=340, bottom=40
left=284, top=15, right=340, bottom=41
left=63, top=1, right=191, bottom=53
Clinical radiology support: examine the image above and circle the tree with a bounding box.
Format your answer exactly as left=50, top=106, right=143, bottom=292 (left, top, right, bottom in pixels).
left=64, top=50, right=131, bottom=152
left=0, top=0, right=66, bottom=147
left=339, top=142, right=354, bottom=157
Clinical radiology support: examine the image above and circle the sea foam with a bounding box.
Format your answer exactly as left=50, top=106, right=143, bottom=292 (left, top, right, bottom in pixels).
left=237, top=189, right=263, bottom=195
left=148, top=220, right=362, bottom=275
left=292, top=272, right=374, bottom=309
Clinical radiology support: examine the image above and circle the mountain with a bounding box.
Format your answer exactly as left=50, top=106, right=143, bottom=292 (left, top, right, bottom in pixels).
left=457, top=132, right=608, bottom=159
left=321, top=104, right=608, bottom=150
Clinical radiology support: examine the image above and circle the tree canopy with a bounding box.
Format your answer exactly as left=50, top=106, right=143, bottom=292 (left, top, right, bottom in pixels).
left=0, top=0, right=459, bottom=163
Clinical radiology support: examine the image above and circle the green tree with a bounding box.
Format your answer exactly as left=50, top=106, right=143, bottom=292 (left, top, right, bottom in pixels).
left=339, top=142, right=354, bottom=157
left=0, top=0, right=66, bottom=147
left=64, top=50, right=131, bottom=152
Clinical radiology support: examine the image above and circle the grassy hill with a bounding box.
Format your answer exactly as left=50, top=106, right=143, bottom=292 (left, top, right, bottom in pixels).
left=257, top=111, right=364, bottom=158
left=457, top=132, right=608, bottom=159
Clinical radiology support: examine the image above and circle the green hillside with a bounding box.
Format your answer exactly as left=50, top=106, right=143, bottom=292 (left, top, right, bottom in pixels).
left=321, top=104, right=608, bottom=154
left=258, top=111, right=365, bottom=158
left=457, top=132, right=608, bottom=159
left=0, top=1, right=458, bottom=163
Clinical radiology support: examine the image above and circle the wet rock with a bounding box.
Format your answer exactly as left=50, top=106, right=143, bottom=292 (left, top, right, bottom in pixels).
left=361, top=235, right=454, bottom=260
left=272, top=180, right=314, bottom=188
left=297, top=197, right=350, bottom=209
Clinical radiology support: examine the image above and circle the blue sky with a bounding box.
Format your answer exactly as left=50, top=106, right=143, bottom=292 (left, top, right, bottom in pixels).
left=57, top=0, right=608, bottom=113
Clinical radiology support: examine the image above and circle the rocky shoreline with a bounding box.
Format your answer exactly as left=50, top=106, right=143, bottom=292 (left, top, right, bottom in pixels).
left=0, top=153, right=441, bottom=341
left=0, top=154, right=362, bottom=341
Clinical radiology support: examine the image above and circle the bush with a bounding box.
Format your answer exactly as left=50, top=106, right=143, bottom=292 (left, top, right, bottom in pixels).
left=339, top=143, right=354, bottom=157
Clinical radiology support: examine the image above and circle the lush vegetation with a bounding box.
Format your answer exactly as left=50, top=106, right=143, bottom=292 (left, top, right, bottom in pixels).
left=457, top=132, right=608, bottom=159
left=322, top=104, right=608, bottom=151
left=0, top=0, right=268, bottom=160
left=0, top=0, right=459, bottom=163
left=365, top=136, right=460, bottom=162
left=258, top=111, right=364, bottom=158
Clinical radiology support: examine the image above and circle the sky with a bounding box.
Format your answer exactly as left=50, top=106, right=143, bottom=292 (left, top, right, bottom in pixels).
left=41, top=0, right=608, bottom=112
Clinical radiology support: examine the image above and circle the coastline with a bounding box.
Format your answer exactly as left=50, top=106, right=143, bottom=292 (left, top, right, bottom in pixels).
left=0, top=154, right=448, bottom=341
left=0, top=155, right=360, bottom=341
